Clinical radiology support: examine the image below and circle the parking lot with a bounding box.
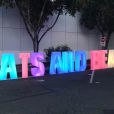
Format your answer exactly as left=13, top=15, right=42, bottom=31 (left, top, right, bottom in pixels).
left=0, top=69, right=114, bottom=114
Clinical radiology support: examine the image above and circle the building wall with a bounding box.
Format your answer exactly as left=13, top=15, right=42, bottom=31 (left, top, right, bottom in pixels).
left=0, top=7, right=102, bottom=64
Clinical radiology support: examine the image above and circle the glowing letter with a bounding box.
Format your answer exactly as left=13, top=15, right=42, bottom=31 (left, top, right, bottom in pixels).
left=108, top=50, right=114, bottom=68
left=19, top=53, right=30, bottom=78
left=62, top=51, right=74, bottom=73
left=0, top=54, right=17, bottom=80
left=50, top=52, right=63, bottom=74
left=31, top=53, right=45, bottom=77
left=91, top=50, right=107, bottom=70
left=75, top=51, right=87, bottom=72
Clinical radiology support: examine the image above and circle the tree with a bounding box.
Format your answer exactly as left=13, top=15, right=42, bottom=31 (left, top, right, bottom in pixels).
left=80, top=0, right=114, bottom=49
left=0, top=0, right=77, bottom=52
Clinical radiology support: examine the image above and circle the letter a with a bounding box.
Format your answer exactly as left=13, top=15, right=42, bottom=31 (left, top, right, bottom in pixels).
left=0, top=54, right=17, bottom=80
left=50, top=52, right=63, bottom=74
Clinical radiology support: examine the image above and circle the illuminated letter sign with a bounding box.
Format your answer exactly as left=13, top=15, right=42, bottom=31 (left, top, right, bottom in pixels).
left=0, top=54, right=17, bottom=80
left=75, top=51, right=87, bottom=72
left=1, top=49, right=114, bottom=81
left=108, top=50, right=114, bottom=68
left=50, top=52, right=63, bottom=74
left=31, top=53, right=45, bottom=77
left=62, top=51, right=74, bottom=73
left=19, top=53, right=30, bottom=78
left=91, top=50, right=107, bottom=70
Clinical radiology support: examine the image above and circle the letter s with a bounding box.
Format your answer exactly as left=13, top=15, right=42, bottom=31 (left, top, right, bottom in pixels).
left=31, top=53, right=45, bottom=77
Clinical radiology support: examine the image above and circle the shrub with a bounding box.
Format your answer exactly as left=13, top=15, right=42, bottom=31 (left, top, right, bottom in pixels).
left=44, top=45, right=72, bottom=61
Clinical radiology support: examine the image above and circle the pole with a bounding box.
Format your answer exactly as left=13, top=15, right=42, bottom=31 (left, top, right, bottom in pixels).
left=89, top=70, right=95, bottom=84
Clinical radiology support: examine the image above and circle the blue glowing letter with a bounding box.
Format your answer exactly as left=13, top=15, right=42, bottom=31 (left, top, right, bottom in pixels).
left=0, top=54, right=17, bottom=80
left=62, top=51, right=74, bottom=73
left=75, top=51, right=87, bottom=72
left=50, top=52, right=63, bottom=74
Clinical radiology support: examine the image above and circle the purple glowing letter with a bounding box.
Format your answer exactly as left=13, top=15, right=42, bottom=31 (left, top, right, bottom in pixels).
left=31, top=53, right=45, bottom=77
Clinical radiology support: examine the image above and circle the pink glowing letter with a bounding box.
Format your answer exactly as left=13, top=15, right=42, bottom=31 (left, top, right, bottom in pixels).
left=31, top=53, right=45, bottom=77
left=19, top=53, right=30, bottom=78
left=91, top=50, right=107, bottom=70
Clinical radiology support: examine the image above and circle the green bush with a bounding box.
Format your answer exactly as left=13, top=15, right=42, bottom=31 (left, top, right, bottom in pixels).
left=44, top=45, right=72, bottom=61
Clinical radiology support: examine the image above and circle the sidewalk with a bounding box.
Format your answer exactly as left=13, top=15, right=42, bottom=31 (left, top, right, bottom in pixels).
left=0, top=69, right=114, bottom=114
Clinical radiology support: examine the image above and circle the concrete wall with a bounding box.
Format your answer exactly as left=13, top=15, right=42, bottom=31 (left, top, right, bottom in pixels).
left=0, top=7, right=102, bottom=64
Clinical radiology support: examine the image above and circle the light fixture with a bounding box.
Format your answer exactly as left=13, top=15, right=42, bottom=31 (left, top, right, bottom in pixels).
left=50, top=0, right=56, bottom=2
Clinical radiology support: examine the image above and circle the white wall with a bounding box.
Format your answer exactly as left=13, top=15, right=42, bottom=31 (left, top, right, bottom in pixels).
left=39, top=13, right=100, bottom=59
left=0, top=7, right=101, bottom=63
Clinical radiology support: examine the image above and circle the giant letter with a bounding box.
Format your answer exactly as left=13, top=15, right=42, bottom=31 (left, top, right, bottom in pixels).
left=62, top=51, right=74, bottom=73
left=19, top=53, right=30, bottom=78
left=108, top=50, right=114, bottom=68
left=50, top=52, right=63, bottom=74
left=0, top=54, right=17, bottom=80
left=31, top=53, right=45, bottom=77
left=75, top=51, right=87, bottom=72
left=91, top=50, right=107, bottom=70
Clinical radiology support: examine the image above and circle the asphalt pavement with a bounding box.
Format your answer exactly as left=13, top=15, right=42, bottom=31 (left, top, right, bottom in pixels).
left=0, top=69, right=114, bottom=114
